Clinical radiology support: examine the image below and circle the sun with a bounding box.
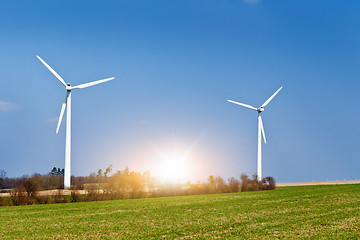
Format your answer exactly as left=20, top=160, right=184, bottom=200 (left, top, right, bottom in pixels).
left=155, top=154, right=188, bottom=183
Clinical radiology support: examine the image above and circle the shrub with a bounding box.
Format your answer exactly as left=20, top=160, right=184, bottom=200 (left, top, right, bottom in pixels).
left=10, top=186, right=27, bottom=206
left=23, top=178, right=38, bottom=198
left=262, top=176, right=276, bottom=190
left=70, top=191, right=81, bottom=202
left=240, top=174, right=276, bottom=192
left=53, top=189, right=69, bottom=203
left=228, top=177, right=240, bottom=192
left=85, top=184, right=101, bottom=201
left=0, top=197, right=13, bottom=206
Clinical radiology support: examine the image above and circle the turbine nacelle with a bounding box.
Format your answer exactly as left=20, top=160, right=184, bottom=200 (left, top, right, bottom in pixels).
left=66, top=84, right=72, bottom=91
left=257, top=107, right=264, bottom=113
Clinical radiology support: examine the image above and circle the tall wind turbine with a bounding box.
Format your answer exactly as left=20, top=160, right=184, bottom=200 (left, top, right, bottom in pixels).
left=227, top=87, right=282, bottom=181
left=37, top=55, right=114, bottom=189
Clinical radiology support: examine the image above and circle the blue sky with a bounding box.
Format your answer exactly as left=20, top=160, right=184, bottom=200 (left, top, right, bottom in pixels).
left=0, top=0, right=359, bottom=183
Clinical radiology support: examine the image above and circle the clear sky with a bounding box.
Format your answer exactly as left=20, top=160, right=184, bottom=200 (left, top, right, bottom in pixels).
left=0, top=0, right=359, bottom=183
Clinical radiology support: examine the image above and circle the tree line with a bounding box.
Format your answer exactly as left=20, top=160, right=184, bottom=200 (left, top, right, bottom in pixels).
left=0, top=166, right=275, bottom=207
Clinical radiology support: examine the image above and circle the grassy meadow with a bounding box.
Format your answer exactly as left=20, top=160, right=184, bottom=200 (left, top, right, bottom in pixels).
left=1, top=184, right=359, bottom=239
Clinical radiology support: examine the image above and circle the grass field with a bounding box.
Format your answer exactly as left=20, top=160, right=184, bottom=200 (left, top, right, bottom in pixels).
left=1, top=184, right=359, bottom=239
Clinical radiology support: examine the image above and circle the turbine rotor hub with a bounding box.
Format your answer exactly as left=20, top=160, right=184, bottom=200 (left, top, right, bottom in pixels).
left=258, top=107, right=264, bottom=112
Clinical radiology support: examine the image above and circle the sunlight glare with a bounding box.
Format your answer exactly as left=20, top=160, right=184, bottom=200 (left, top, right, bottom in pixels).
left=155, top=153, right=188, bottom=183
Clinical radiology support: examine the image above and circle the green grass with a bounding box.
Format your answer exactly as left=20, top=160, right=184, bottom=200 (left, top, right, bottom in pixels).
left=1, top=184, right=359, bottom=239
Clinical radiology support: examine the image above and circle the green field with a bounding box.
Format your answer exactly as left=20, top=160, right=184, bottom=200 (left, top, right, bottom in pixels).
left=1, top=184, right=359, bottom=239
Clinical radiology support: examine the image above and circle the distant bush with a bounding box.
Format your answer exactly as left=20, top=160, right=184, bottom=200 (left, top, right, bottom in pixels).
left=70, top=191, right=81, bottom=202
left=53, top=189, right=69, bottom=203
left=23, top=178, right=38, bottom=198
left=240, top=174, right=276, bottom=192
left=10, top=185, right=27, bottom=206
left=262, top=177, right=276, bottom=190
left=85, top=184, right=101, bottom=202
left=228, top=177, right=241, bottom=192
left=0, top=196, right=12, bottom=206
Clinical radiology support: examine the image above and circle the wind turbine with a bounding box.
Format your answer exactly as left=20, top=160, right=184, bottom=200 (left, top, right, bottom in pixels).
left=37, top=55, right=114, bottom=189
left=227, top=87, right=282, bottom=181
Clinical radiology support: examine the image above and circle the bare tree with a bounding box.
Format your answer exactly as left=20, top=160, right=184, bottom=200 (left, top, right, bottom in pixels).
left=228, top=177, right=240, bottom=192
left=0, top=170, right=6, bottom=189
left=104, top=164, right=113, bottom=177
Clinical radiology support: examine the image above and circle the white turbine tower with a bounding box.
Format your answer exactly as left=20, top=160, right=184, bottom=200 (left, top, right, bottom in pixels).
left=37, top=55, right=114, bottom=189
left=227, top=87, right=282, bottom=181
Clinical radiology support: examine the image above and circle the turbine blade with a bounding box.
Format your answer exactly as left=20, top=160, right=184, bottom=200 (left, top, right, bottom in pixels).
left=36, top=56, right=67, bottom=87
left=71, top=77, right=114, bottom=89
left=261, top=87, right=283, bottom=108
left=259, top=115, right=267, bottom=144
left=56, top=94, right=68, bottom=134
left=227, top=100, right=258, bottom=111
